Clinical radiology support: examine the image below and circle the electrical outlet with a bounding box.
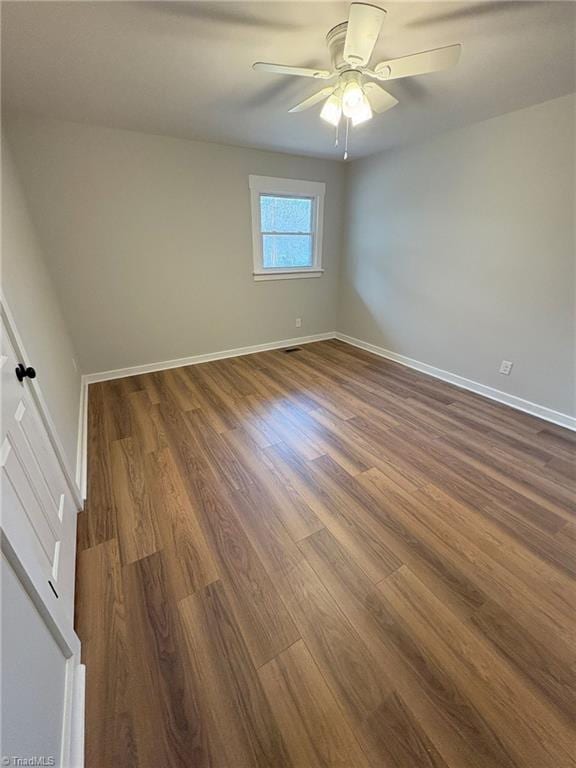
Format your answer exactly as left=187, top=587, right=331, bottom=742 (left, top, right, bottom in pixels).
left=499, top=360, right=513, bottom=376
left=295, top=317, right=302, bottom=328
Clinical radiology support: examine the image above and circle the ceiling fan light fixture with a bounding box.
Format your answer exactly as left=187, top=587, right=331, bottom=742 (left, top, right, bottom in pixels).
left=320, top=93, right=342, bottom=126
left=253, top=4, right=462, bottom=151
left=340, top=69, right=366, bottom=118
left=341, top=78, right=365, bottom=118
left=351, top=97, right=373, bottom=125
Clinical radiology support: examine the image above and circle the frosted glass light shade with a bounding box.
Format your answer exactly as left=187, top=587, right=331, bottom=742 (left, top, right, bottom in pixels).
left=320, top=94, right=342, bottom=126
left=351, top=97, right=373, bottom=125
left=342, top=80, right=365, bottom=118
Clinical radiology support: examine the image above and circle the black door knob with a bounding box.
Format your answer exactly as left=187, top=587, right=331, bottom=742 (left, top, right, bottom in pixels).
left=15, top=363, right=37, bottom=382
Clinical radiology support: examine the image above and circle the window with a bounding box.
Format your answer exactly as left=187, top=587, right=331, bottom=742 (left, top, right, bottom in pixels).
left=249, top=175, right=325, bottom=280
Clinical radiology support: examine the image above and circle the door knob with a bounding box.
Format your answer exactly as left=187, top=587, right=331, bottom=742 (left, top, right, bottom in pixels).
left=15, top=363, right=37, bottom=382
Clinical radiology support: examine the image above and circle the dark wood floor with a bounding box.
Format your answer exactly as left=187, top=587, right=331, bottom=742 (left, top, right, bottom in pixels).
left=75, top=339, right=576, bottom=768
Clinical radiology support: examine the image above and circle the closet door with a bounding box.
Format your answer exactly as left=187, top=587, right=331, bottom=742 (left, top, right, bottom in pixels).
left=1, top=312, right=84, bottom=767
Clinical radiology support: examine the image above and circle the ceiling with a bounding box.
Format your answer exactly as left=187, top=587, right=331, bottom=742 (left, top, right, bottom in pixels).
left=2, top=1, right=575, bottom=160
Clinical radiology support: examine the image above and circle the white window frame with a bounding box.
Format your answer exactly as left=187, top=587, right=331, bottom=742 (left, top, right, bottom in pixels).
left=249, top=175, right=326, bottom=281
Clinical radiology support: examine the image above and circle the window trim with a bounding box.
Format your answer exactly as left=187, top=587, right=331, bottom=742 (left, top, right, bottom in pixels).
left=249, top=175, right=326, bottom=281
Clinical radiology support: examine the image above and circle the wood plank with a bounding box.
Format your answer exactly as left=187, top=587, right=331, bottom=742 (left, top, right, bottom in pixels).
left=235, top=393, right=286, bottom=448
left=127, top=390, right=166, bottom=455
left=224, top=479, right=309, bottom=583
left=122, top=551, right=211, bottom=768
left=546, top=456, right=576, bottom=487
left=266, top=444, right=402, bottom=582
left=258, top=639, right=372, bottom=768
left=437, top=430, right=575, bottom=522
left=161, top=367, right=202, bottom=412
left=209, top=358, right=257, bottom=398
left=110, top=437, right=160, bottom=565
left=469, top=600, right=576, bottom=723
left=355, top=420, right=570, bottom=553
left=191, top=480, right=299, bottom=667
left=298, top=527, right=519, bottom=768
left=222, top=427, right=324, bottom=542
left=272, top=400, right=368, bottom=475
left=182, top=364, right=240, bottom=432
left=185, top=408, right=255, bottom=492
left=358, top=692, right=450, bottom=768
left=379, top=566, right=576, bottom=768
left=76, top=540, right=137, bottom=768
left=159, top=398, right=300, bottom=668
left=309, top=408, right=422, bottom=492
left=413, top=484, right=576, bottom=639
left=366, top=478, right=575, bottom=648
left=229, top=484, right=389, bottom=725
left=256, top=353, right=359, bottom=419
left=275, top=556, right=389, bottom=725
left=81, top=382, right=116, bottom=550
left=144, top=447, right=219, bottom=600
left=179, top=581, right=293, bottom=768
left=103, top=377, right=138, bottom=441
left=130, top=372, right=162, bottom=405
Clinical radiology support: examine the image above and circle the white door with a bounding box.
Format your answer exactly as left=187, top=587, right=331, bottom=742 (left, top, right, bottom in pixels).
left=1, top=312, right=84, bottom=768
left=1, top=316, right=77, bottom=610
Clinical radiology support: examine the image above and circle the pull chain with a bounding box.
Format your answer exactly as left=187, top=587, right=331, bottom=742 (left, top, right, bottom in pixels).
left=343, top=118, right=350, bottom=161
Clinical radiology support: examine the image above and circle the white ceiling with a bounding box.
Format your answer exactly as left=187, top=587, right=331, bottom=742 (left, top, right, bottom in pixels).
left=2, top=1, right=575, bottom=160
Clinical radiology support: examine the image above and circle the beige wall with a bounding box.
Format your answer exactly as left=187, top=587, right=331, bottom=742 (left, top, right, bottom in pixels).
left=340, top=94, right=575, bottom=417
left=2, top=138, right=81, bottom=472
left=5, top=116, right=344, bottom=374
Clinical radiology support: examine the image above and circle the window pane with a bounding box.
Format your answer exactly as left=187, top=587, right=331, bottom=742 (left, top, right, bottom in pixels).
left=260, top=195, right=312, bottom=233
left=262, top=234, right=313, bottom=268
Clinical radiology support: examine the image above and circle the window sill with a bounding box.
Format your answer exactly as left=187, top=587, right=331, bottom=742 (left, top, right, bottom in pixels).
left=253, top=269, right=324, bottom=282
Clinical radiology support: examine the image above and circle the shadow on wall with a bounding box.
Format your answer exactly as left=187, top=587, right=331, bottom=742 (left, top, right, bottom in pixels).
left=338, top=278, right=398, bottom=352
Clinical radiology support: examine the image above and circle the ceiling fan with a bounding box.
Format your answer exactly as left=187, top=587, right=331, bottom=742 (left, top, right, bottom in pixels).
left=253, top=2, right=461, bottom=157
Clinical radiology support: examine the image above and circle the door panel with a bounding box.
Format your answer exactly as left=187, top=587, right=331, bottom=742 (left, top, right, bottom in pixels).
left=1, top=553, right=68, bottom=765
left=1, top=317, right=76, bottom=605
left=2, top=436, right=56, bottom=573
left=18, top=393, right=67, bottom=515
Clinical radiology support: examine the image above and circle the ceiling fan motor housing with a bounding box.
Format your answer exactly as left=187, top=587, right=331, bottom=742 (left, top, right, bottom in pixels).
left=326, top=22, right=352, bottom=71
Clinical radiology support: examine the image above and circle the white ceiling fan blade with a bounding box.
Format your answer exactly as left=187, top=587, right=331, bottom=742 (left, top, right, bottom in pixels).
left=288, top=87, right=335, bottom=113
left=343, top=3, right=387, bottom=67
left=253, top=62, right=333, bottom=79
left=363, top=82, right=398, bottom=114
left=372, top=44, right=461, bottom=81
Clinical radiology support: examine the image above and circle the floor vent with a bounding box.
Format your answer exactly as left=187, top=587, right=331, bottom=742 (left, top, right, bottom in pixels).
left=283, top=347, right=302, bottom=354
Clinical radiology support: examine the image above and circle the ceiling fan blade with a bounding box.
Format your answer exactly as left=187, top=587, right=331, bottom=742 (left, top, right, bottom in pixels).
left=253, top=62, right=333, bottom=79
left=372, top=44, right=461, bottom=81
left=343, top=3, right=387, bottom=67
left=363, top=82, right=399, bottom=114
left=288, top=87, right=335, bottom=113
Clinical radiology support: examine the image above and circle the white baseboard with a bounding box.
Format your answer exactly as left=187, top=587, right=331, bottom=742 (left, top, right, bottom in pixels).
left=75, top=379, right=89, bottom=504
left=82, top=332, right=335, bottom=384
left=335, top=332, right=576, bottom=432
left=66, top=661, right=86, bottom=768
